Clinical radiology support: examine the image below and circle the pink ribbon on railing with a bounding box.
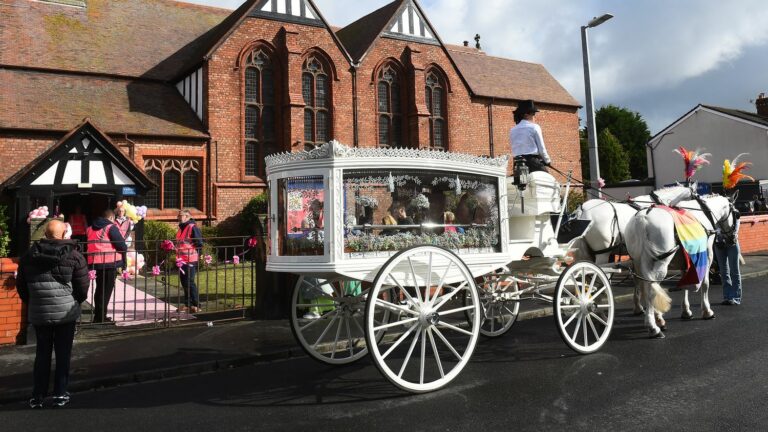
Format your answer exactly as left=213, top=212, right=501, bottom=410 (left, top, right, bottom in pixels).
left=151, top=265, right=161, bottom=276
left=160, top=240, right=175, bottom=252
left=176, top=258, right=187, bottom=274
left=88, top=270, right=97, bottom=281
left=121, top=270, right=132, bottom=281
left=232, top=255, right=240, bottom=265
left=204, top=255, right=213, bottom=265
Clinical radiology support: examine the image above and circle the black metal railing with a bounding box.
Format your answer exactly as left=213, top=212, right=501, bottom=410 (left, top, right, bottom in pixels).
left=64, top=235, right=259, bottom=328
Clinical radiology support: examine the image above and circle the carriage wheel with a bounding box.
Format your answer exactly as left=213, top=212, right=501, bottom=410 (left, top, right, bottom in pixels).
left=466, top=267, right=520, bottom=338
left=553, top=261, right=614, bottom=354
left=365, top=246, right=481, bottom=393
left=290, top=276, right=388, bottom=365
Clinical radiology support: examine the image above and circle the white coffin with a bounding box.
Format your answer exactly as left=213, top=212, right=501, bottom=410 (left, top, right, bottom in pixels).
left=507, top=171, right=561, bottom=216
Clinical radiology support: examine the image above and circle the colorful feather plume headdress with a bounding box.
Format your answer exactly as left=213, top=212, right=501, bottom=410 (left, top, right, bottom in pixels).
left=723, top=153, right=754, bottom=190
left=673, top=146, right=711, bottom=180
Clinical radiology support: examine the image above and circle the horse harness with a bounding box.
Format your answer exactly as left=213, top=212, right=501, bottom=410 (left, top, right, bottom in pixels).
left=590, top=201, right=628, bottom=256
left=644, top=195, right=736, bottom=261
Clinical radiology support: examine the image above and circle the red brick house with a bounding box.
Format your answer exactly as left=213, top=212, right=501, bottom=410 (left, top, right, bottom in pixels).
left=0, top=0, right=580, bottom=251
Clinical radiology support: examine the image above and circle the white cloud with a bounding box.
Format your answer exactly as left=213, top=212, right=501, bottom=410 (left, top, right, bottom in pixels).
left=181, top=0, right=768, bottom=132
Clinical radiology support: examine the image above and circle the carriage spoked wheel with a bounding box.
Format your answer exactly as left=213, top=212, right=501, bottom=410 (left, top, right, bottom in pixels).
left=365, top=246, right=481, bottom=393
left=553, top=261, right=614, bottom=354
left=290, top=276, right=389, bottom=365
left=465, top=267, right=520, bottom=338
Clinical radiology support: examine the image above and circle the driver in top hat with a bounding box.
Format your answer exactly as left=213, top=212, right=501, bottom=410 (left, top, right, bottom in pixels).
left=509, top=100, right=551, bottom=173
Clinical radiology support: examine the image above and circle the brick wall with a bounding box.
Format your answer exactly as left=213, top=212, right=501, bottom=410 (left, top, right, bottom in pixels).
left=0, top=258, right=23, bottom=346
left=0, top=133, right=59, bottom=182
left=738, top=215, right=768, bottom=253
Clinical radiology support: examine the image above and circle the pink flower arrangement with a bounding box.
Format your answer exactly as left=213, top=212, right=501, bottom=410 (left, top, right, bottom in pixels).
left=151, top=265, right=161, bottom=276
left=247, top=236, right=259, bottom=248
left=160, top=240, right=175, bottom=252
left=232, top=255, right=240, bottom=265
left=88, top=270, right=97, bottom=281
left=204, top=255, right=213, bottom=265
left=597, top=177, right=606, bottom=189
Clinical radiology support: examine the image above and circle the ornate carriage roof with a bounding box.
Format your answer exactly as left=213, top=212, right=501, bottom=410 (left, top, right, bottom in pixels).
left=265, top=141, right=509, bottom=170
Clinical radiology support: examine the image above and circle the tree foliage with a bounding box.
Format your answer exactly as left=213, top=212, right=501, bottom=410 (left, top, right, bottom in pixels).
left=595, top=105, right=651, bottom=180
left=597, top=129, right=631, bottom=183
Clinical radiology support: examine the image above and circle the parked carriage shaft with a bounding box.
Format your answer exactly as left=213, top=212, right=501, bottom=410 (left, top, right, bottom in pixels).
left=266, top=142, right=615, bottom=393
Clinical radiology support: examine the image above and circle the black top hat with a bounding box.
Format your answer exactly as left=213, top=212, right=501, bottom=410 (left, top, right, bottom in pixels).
left=515, top=100, right=539, bottom=116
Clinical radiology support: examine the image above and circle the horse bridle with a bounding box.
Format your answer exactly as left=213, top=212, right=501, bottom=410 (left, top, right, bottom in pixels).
left=693, top=194, right=738, bottom=238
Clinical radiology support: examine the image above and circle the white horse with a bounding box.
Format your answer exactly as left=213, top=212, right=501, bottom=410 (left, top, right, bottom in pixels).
left=625, top=193, right=737, bottom=338
left=570, top=189, right=685, bottom=316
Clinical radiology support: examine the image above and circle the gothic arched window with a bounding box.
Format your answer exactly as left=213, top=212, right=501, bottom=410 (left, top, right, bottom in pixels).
left=425, top=71, right=447, bottom=150
left=377, top=64, right=405, bottom=148
left=303, top=56, right=332, bottom=151
left=244, top=49, right=278, bottom=178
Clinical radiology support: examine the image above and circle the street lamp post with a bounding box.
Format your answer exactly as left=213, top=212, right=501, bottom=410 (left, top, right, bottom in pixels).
left=581, top=13, right=613, bottom=198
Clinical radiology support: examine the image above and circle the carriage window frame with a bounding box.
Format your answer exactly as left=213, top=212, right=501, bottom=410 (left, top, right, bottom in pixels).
left=270, top=170, right=330, bottom=262
left=340, top=168, right=501, bottom=259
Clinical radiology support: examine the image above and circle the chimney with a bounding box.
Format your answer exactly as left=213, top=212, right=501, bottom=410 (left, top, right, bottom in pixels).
left=474, top=34, right=482, bottom=50
left=757, top=92, right=768, bottom=118
left=37, top=0, right=87, bottom=8
left=463, top=41, right=469, bottom=47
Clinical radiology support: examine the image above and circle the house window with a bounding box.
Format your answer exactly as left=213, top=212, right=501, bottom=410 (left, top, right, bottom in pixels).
left=377, top=65, right=405, bottom=148
left=425, top=71, right=447, bottom=150
left=302, top=56, right=332, bottom=151
left=145, top=170, right=161, bottom=209
left=244, top=49, right=278, bottom=178
left=144, top=159, right=202, bottom=210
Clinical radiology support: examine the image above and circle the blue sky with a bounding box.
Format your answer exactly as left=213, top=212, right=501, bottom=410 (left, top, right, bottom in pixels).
left=184, top=0, right=768, bottom=134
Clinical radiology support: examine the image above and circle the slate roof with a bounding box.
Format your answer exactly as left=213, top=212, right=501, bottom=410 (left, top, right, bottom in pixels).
left=0, top=0, right=230, bottom=81
left=446, top=46, right=580, bottom=107
left=0, top=69, right=208, bottom=137
left=703, top=105, right=768, bottom=128
left=335, top=0, right=404, bottom=63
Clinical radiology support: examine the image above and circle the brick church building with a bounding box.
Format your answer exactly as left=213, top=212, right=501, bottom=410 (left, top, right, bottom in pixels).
left=0, top=0, right=580, bottom=250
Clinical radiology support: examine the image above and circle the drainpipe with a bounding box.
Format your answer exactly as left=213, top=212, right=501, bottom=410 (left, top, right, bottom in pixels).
left=351, top=63, right=360, bottom=147
left=487, top=98, right=495, bottom=157
left=206, top=139, right=213, bottom=221
left=123, top=134, right=136, bottom=160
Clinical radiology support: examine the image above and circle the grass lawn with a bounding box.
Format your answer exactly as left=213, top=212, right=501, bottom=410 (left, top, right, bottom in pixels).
left=132, top=263, right=256, bottom=311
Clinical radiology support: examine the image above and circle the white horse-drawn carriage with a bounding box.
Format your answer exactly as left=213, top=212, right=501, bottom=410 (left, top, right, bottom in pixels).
left=265, top=142, right=614, bottom=392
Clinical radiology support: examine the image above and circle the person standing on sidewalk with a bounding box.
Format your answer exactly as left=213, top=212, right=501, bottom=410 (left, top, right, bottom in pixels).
left=714, top=211, right=742, bottom=305
left=16, top=220, right=89, bottom=408
left=176, top=209, right=203, bottom=313
left=67, top=206, right=88, bottom=244
left=86, top=209, right=127, bottom=323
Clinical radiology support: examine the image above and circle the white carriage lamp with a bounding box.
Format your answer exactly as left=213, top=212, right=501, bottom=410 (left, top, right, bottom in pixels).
left=388, top=172, right=395, bottom=192
left=514, top=159, right=530, bottom=213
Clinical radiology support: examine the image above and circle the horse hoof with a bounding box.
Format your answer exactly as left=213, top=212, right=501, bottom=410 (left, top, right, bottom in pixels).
left=703, top=313, right=716, bottom=320
left=659, top=325, right=667, bottom=331
left=681, top=312, right=693, bottom=320
left=649, top=329, right=665, bottom=339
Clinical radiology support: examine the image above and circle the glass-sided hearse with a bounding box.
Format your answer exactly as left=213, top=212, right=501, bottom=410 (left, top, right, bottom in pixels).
left=265, top=142, right=613, bottom=393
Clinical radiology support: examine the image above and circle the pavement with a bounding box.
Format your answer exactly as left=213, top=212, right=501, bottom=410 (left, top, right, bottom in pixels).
left=1, top=253, right=766, bottom=405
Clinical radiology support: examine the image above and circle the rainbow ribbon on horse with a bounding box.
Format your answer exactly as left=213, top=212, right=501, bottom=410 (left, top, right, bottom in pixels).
left=657, top=205, right=708, bottom=289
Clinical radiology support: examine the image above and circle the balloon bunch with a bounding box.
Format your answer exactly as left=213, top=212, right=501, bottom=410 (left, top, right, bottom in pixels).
left=124, top=252, right=146, bottom=276
left=673, top=146, right=711, bottom=181
left=723, top=154, right=755, bottom=190
left=116, top=200, right=145, bottom=223
left=26, top=206, right=59, bottom=224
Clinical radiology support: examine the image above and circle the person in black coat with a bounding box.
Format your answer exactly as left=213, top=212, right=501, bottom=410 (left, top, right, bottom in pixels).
left=16, top=220, right=89, bottom=408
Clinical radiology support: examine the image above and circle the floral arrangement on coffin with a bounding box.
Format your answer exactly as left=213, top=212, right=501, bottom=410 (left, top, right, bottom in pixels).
left=411, top=194, right=430, bottom=210
left=344, top=229, right=497, bottom=253
left=355, top=195, right=379, bottom=208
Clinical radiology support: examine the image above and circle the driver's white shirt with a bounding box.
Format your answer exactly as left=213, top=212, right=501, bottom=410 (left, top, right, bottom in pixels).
left=509, top=120, right=551, bottom=164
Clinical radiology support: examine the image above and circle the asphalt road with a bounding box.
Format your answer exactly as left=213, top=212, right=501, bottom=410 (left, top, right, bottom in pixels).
left=2, top=278, right=766, bottom=432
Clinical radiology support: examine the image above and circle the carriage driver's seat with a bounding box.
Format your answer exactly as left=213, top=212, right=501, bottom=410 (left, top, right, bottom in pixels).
left=507, top=171, right=561, bottom=216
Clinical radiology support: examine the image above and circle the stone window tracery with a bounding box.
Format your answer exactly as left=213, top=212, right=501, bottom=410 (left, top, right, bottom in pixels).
left=302, top=56, right=332, bottom=151
left=143, top=158, right=202, bottom=210
left=244, top=49, right=278, bottom=178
